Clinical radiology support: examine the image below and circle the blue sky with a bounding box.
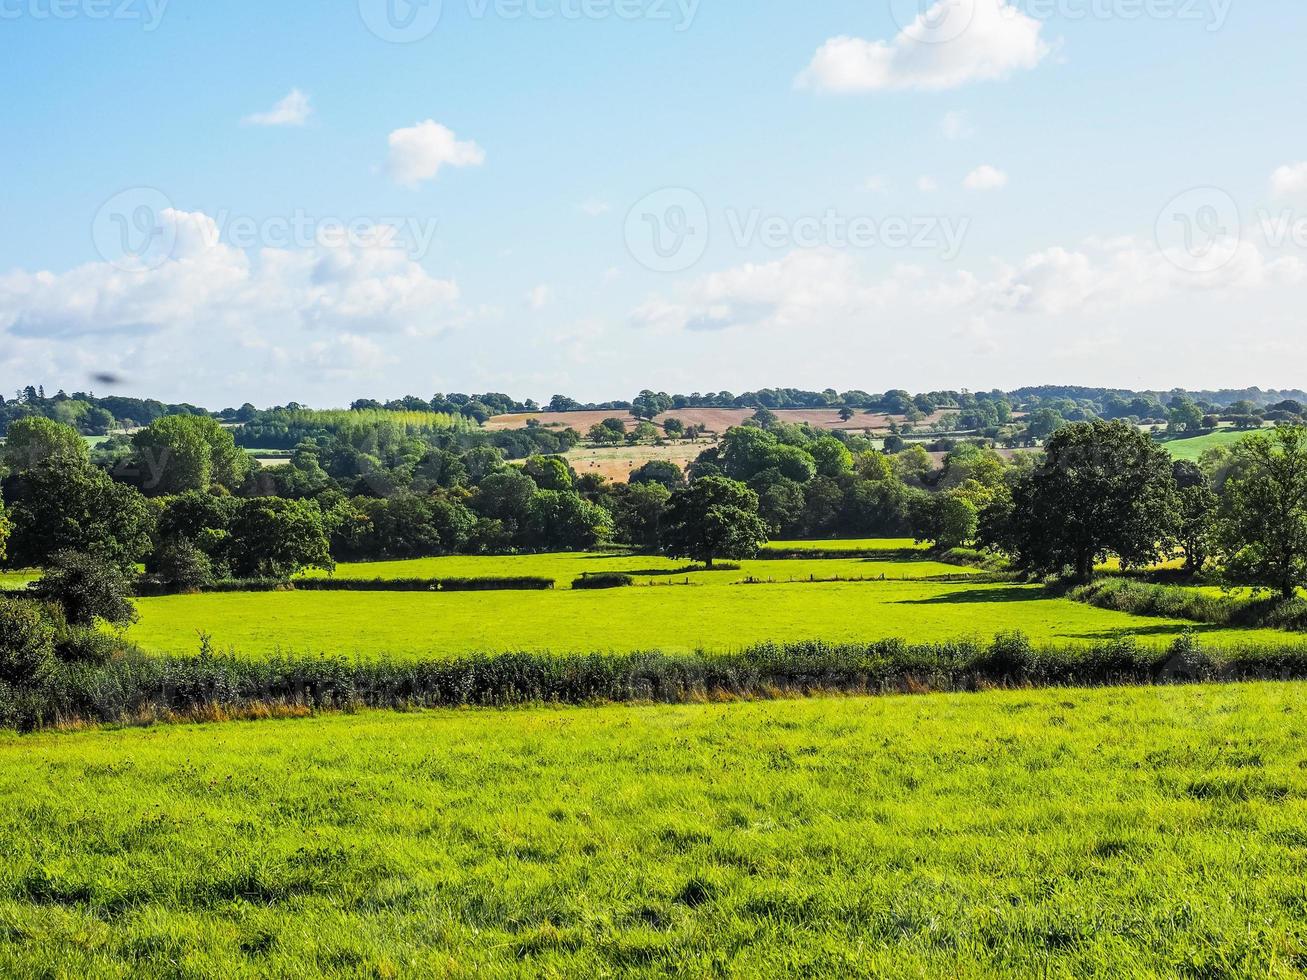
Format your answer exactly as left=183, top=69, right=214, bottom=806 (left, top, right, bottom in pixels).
left=2, top=0, right=1306, bottom=407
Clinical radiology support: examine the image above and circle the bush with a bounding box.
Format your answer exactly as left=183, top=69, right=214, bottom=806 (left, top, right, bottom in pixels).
left=0, top=597, right=56, bottom=685
left=977, top=631, right=1037, bottom=681
left=31, top=551, right=137, bottom=626
left=572, top=573, right=634, bottom=590
left=153, top=538, right=215, bottom=592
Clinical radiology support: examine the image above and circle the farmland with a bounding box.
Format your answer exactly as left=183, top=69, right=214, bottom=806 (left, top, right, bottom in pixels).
left=124, top=546, right=1305, bottom=660
left=564, top=441, right=709, bottom=483
left=487, top=407, right=956, bottom=435
left=4, top=683, right=1307, bottom=975
left=1162, top=429, right=1257, bottom=461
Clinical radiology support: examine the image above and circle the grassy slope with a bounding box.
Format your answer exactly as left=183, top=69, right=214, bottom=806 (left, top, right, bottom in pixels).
left=1163, top=429, right=1253, bottom=461
left=3, top=685, right=1306, bottom=975
left=126, top=577, right=1303, bottom=660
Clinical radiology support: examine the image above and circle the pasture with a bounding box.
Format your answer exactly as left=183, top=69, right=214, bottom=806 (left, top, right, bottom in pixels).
left=563, top=442, right=708, bottom=483
left=3, top=683, right=1306, bottom=975
left=1163, top=429, right=1256, bottom=461
left=127, top=557, right=1302, bottom=659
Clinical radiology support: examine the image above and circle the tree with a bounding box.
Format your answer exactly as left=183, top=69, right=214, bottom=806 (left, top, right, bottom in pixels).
left=913, top=492, right=979, bottom=550
left=0, top=501, right=9, bottom=566
left=153, top=537, right=216, bottom=592
left=6, top=459, right=154, bottom=573
left=610, top=482, right=671, bottom=549
left=1172, top=460, right=1218, bottom=573
left=626, top=421, right=660, bottom=444
left=986, top=420, right=1179, bottom=582
left=808, top=437, right=853, bottom=478
left=662, top=418, right=686, bottom=439
left=227, top=498, right=334, bottom=579
left=522, top=455, right=574, bottom=491
left=31, top=551, right=137, bottom=626
left=661, top=477, right=769, bottom=567
left=132, top=415, right=249, bottom=494
left=587, top=418, right=627, bottom=445
left=525, top=491, right=612, bottom=551
left=1168, top=397, right=1204, bottom=435
left=629, top=460, right=685, bottom=491
left=838, top=407, right=855, bottom=422
left=2, top=417, right=88, bottom=473
left=1219, top=426, right=1307, bottom=597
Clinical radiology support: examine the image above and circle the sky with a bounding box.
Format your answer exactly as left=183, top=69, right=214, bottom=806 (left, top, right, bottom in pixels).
left=2, top=0, right=1307, bottom=408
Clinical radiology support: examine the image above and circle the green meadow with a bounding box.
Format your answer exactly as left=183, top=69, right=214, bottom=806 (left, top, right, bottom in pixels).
left=1162, top=429, right=1255, bottom=461
left=3, top=683, right=1306, bottom=976
left=127, top=573, right=1303, bottom=661
left=0, top=570, right=37, bottom=591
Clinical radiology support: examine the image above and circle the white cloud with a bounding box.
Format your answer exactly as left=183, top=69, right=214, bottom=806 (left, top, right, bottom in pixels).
left=940, top=110, right=975, bottom=140
left=964, top=164, right=1008, bottom=190
left=243, top=89, right=312, bottom=127
left=796, top=0, right=1049, bottom=93
left=0, top=209, right=462, bottom=343
left=387, top=120, right=486, bottom=187
left=917, top=176, right=939, bottom=192
left=1272, top=162, right=1307, bottom=197
left=859, top=175, right=889, bottom=194
left=631, top=236, right=1307, bottom=336
left=527, top=284, right=552, bottom=310
left=580, top=199, right=610, bottom=217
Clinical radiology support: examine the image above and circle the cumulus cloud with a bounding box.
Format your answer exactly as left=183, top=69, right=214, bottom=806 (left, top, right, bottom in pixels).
left=964, top=165, right=1008, bottom=190
left=917, top=176, right=939, bottom=192
left=632, top=236, right=1307, bottom=335
left=580, top=199, right=610, bottom=217
left=0, top=209, right=462, bottom=344
left=796, top=0, right=1049, bottom=93
left=243, top=89, right=313, bottom=127
left=388, top=120, right=486, bottom=187
left=1272, top=162, right=1307, bottom=197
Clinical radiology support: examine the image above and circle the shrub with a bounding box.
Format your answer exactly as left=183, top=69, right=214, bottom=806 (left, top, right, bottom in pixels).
left=572, top=573, right=634, bottom=590
left=30, top=551, right=137, bottom=627
left=153, top=538, right=215, bottom=592
left=977, top=631, right=1037, bottom=682
left=0, top=597, right=56, bottom=685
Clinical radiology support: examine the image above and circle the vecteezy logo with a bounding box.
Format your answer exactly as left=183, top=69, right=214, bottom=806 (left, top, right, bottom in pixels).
left=889, top=0, right=976, bottom=45
left=358, top=0, right=442, bottom=43
left=624, top=188, right=709, bottom=273
left=1154, top=186, right=1242, bottom=274
left=92, top=187, right=177, bottom=272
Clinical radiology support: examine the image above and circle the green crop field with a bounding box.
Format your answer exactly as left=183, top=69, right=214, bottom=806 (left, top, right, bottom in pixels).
left=1162, top=429, right=1256, bottom=461
left=127, top=573, right=1303, bottom=660
left=762, top=538, right=924, bottom=553
left=3, top=683, right=1306, bottom=975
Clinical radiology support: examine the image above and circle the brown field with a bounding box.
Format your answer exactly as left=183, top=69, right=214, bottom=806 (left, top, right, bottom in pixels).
left=488, top=408, right=957, bottom=434
left=564, top=441, right=710, bottom=483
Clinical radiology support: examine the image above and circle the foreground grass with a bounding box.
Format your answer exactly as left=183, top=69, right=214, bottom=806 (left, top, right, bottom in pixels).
left=127, top=577, right=1305, bottom=661
left=3, top=685, right=1307, bottom=975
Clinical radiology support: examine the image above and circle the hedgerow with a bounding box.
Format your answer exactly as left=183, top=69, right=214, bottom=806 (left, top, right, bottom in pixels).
left=5, top=631, right=1307, bottom=732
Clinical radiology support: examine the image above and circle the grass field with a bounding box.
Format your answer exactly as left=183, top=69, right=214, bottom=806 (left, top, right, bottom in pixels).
left=1162, top=429, right=1256, bottom=461
left=563, top=442, right=708, bottom=483
left=4, top=683, right=1307, bottom=975
left=0, top=570, right=36, bottom=591
left=127, top=573, right=1304, bottom=660
left=299, top=550, right=963, bottom=587
left=763, top=538, right=924, bottom=553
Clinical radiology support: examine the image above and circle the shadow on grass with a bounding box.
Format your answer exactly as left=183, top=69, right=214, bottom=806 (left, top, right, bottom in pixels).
left=895, top=586, right=1039, bottom=605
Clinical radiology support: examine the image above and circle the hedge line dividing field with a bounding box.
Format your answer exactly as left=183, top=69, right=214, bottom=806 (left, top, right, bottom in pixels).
left=134, top=576, right=556, bottom=596
left=9, top=632, right=1307, bottom=732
